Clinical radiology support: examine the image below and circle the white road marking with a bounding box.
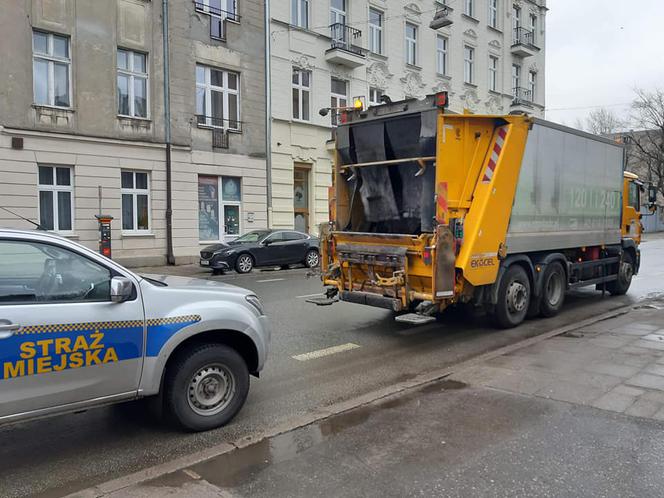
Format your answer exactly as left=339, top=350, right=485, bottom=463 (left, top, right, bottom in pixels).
left=256, top=278, right=286, bottom=283
left=292, top=343, right=361, bottom=361
left=296, top=293, right=325, bottom=299
left=182, top=469, right=201, bottom=480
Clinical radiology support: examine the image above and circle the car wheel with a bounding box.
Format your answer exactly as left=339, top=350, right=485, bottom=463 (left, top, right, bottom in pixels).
left=164, top=343, right=249, bottom=432
left=540, top=262, right=566, bottom=318
left=304, top=249, right=320, bottom=268
left=235, top=254, right=254, bottom=273
left=494, top=265, right=531, bottom=329
left=607, top=251, right=635, bottom=296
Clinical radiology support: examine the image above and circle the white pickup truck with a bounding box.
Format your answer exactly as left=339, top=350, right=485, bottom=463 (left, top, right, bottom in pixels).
left=0, top=229, right=270, bottom=431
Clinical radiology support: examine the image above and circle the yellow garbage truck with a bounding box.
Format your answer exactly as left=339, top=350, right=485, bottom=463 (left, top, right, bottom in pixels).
left=312, top=93, right=648, bottom=328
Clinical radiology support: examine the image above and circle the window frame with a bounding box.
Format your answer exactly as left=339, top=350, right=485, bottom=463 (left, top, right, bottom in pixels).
left=405, top=22, right=418, bottom=66
left=488, top=0, right=499, bottom=28
left=198, top=175, right=243, bottom=243
left=117, top=48, right=149, bottom=119
left=292, top=67, right=311, bottom=122
left=37, top=165, right=74, bottom=234
left=32, top=30, right=72, bottom=109
left=463, top=45, right=475, bottom=84
left=368, top=7, right=384, bottom=55
left=330, top=0, right=346, bottom=25
left=529, top=13, right=538, bottom=43
left=121, top=170, right=151, bottom=234
left=369, top=87, right=383, bottom=106
left=528, top=70, right=537, bottom=100
left=488, top=54, right=499, bottom=92
left=436, top=35, right=448, bottom=76
left=330, top=77, right=348, bottom=126
left=464, top=0, right=474, bottom=17
left=512, top=63, right=521, bottom=94
left=292, top=0, right=310, bottom=29
left=195, top=64, right=241, bottom=131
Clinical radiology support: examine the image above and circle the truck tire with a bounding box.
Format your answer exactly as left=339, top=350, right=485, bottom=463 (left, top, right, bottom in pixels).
left=494, top=265, right=531, bottom=329
left=540, top=262, right=566, bottom=318
left=164, top=343, right=249, bottom=432
left=607, top=251, right=635, bottom=296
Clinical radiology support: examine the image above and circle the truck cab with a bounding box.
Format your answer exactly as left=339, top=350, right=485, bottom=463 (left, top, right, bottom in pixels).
left=622, top=171, right=643, bottom=244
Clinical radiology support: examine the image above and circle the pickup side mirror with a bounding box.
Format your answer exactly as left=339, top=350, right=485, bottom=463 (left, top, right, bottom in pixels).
left=648, top=185, right=658, bottom=204
left=110, top=276, right=133, bottom=303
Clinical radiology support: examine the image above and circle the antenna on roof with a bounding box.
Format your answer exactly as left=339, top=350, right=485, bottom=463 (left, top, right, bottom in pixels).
left=0, top=206, right=45, bottom=230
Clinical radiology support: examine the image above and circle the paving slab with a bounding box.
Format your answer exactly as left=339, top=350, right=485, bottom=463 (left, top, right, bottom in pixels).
left=626, top=373, right=664, bottom=391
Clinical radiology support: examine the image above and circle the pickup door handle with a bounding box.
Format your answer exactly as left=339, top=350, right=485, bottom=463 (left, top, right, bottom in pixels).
left=0, top=322, right=20, bottom=339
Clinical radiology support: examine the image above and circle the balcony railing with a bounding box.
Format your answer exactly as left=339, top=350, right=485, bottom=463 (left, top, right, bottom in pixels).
left=194, top=1, right=240, bottom=40
left=329, top=23, right=364, bottom=57
left=512, top=27, right=537, bottom=48
left=512, top=87, right=533, bottom=105
left=196, top=115, right=242, bottom=132
left=430, top=4, right=454, bottom=29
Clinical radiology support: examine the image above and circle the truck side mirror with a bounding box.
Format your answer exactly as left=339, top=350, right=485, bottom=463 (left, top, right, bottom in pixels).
left=648, top=185, right=658, bottom=204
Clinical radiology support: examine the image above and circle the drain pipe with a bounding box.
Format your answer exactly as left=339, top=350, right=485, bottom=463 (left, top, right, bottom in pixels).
left=162, top=0, right=175, bottom=265
left=264, top=0, right=272, bottom=227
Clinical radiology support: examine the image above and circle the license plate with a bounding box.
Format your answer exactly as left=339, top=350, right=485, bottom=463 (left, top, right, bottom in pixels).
left=200, top=260, right=210, bottom=266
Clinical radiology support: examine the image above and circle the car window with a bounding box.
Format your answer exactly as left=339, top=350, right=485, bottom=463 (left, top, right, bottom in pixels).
left=0, top=240, right=111, bottom=304
left=283, top=231, right=305, bottom=241
left=264, top=232, right=284, bottom=243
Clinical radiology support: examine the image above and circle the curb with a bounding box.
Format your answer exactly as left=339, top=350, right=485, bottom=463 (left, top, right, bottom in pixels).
left=68, top=302, right=636, bottom=497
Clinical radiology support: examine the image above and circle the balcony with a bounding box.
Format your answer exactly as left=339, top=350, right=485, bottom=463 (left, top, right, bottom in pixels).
left=430, top=4, right=454, bottom=29
left=325, top=24, right=366, bottom=68
left=511, top=87, right=534, bottom=112
left=194, top=0, right=240, bottom=41
left=511, top=27, right=539, bottom=57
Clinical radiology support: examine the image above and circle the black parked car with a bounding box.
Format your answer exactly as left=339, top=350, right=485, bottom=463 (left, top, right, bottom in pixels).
left=200, top=230, right=320, bottom=274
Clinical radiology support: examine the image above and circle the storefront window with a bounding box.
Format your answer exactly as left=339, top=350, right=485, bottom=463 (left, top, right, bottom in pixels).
left=198, top=175, right=242, bottom=241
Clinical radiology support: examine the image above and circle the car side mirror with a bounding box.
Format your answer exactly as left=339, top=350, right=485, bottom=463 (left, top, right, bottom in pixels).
left=262, top=239, right=272, bottom=246
left=110, top=276, right=133, bottom=303
left=648, top=185, right=658, bottom=204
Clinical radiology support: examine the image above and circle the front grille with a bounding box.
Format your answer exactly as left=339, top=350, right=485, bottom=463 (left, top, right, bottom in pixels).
left=200, top=251, right=213, bottom=259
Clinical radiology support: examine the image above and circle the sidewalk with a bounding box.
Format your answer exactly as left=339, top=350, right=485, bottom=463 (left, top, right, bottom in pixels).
left=74, top=300, right=664, bottom=498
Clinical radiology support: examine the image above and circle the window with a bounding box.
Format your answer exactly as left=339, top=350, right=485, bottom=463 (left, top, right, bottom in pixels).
left=512, top=4, right=521, bottom=31
left=292, top=0, right=310, bottom=29
left=464, top=45, right=474, bottom=84
left=489, top=0, right=499, bottom=28
left=330, top=78, right=348, bottom=126
left=369, top=87, right=383, bottom=106
left=117, top=49, right=148, bottom=118
left=121, top=171, right=150, bottom=232
left=464, top=0, right=474, bottom=17
left=528, top=71, right=536, bottom=100
left=38, top=165, right=73, bottom=233
left=629, top=182, right=640, bottom=211
left=284, top=231, right=306, bottom=241
left=330, top=0, right=346, bottom=25
left=512, top=63, right=521, bottom=93
left=196, top=65, right=240, bottom=130
left=292, top=68, right=311, bottom=121
left=436, top=35, right=448, bottom=75
left=0, top=241, right=112, bottom=304
left=405, top=23, right=418, bottom=66
left=530, top=14, right=537, bottom=43
left=368, top=8, right=383, bottom=54
left=489, top=55, right=499, bottom=92
left=198, top=176, right=242, bottom=241
left=32, top=30, right=71, bottom=107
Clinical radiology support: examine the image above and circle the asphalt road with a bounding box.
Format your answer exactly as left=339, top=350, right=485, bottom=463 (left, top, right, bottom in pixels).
left=2, top=236, right=664, bottom=498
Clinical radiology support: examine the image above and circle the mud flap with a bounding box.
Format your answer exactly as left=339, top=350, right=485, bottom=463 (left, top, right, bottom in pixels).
left=433, top=225, right=456, bottom=300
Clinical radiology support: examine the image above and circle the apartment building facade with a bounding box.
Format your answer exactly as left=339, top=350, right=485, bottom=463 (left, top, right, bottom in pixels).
left=0, top=0, right=267, bottom=267
left=269, top=0, right=547, bottom=234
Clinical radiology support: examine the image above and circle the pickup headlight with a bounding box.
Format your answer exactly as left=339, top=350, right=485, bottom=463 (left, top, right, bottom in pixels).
left=245, top=295, right=265, bottom=316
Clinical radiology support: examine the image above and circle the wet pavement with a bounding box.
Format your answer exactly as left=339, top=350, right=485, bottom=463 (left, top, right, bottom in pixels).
left=3, top=236, right=664, bottom=497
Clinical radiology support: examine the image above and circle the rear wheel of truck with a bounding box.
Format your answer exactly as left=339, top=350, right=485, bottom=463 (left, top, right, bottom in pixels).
left=164, top=344, right=250, bottom=432
left=494, top=265, right=531, bottom=329
left=607, top=251, right=635, bottom=296
left=540, top=262, right=566, bottom=318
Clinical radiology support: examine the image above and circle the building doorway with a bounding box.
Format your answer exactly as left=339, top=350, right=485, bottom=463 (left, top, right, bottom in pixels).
left=294, top=164, right=310, bottom=233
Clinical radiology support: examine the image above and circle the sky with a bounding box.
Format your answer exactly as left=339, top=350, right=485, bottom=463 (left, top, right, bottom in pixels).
left=545, top=0, right=664, bottom=128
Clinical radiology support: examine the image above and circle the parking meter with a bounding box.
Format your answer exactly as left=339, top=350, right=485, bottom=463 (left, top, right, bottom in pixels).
left=95, top=214, right=113, bottom=258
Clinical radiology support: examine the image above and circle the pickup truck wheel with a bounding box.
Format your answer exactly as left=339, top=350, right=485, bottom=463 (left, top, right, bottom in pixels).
left=607, top=251, right=634, bottom=296
left=165, top=344, right=249, bottom=432
left=540, top=262, right=566, bottom=318
left=494, top=265, right=531, bottom=329
left=235, top=254, right=254, bottom=273
left=304, top=249, right=320, bottom=268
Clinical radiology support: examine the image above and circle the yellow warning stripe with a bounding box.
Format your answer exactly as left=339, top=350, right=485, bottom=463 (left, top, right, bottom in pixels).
left=17, top=315, right=201, bottom=335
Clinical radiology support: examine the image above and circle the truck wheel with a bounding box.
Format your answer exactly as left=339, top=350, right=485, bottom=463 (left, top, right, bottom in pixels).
left=494, top=265, right=531, bottom=329
left=164, top=344, right=249, bottom=432
left=540, top=262, right=566, bottom=318
left=607, top=251, right=635, bottom=296
left=235, top=254, right=254, bottom=273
